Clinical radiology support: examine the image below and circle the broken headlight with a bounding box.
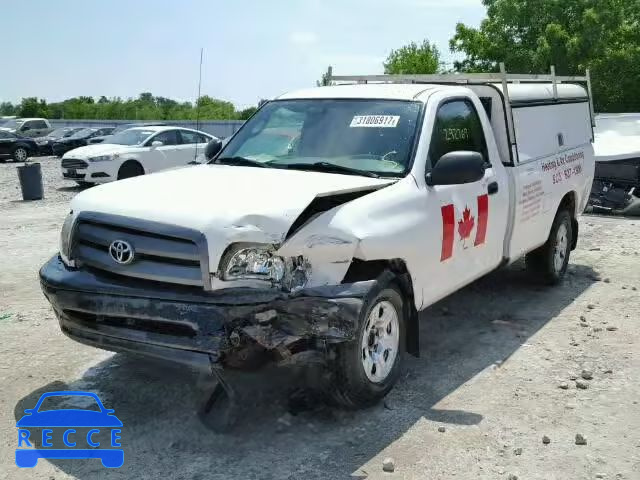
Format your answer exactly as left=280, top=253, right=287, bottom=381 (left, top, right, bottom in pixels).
left=220, top=244, right=311, bottom=291
left=222, top=245, right=286, bottom=283
left=60, top=211, right=75, bottom=266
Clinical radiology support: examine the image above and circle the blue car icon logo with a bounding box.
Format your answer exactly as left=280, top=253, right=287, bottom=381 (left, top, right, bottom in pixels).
left=16, top=391, right=123, bottom=468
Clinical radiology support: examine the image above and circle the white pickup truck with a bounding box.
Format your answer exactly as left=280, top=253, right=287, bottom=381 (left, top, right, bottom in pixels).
left=40, top=70, right=595, bottom=412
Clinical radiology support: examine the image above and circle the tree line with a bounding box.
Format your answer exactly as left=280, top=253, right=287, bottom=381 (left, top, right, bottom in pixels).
left=382, top=0, right=640, bottom=113
left=0, top=93, right=259, bottom=121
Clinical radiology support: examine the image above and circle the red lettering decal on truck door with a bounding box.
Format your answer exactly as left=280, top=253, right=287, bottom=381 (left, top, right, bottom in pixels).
left=440, top=204, right=455, bottom=261
left=474, top=194, right=489, bottom=246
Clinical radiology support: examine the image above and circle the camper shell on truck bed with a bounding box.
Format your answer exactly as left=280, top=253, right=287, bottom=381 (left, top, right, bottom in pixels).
left=40, top=66, right=595, bottom=429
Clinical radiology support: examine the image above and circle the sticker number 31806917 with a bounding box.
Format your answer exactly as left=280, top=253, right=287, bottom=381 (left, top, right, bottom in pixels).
left=350, top=115, right=400, bottom=128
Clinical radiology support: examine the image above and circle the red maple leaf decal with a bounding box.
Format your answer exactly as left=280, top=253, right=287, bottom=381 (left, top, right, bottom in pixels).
left=458, top=207, right=475, bottom=248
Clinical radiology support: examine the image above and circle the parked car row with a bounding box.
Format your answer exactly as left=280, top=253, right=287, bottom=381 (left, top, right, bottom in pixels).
left=0, top=117, right=219, bottom=185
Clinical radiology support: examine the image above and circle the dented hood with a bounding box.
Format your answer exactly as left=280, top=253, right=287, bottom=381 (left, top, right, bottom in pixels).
left=72, top=164, right=395, bottom=244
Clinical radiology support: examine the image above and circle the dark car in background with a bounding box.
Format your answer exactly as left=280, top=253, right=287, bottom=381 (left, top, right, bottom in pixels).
left=0, top=130, right=39, bottom=162
left=34, top=127, right=84, bottom=155
left=88, top=122, right=166, bottom=144
left=52, top=127, right=115, bottom=156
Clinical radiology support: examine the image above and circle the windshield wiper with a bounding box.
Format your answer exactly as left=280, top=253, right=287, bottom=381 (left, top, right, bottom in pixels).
left=282, top=162, right=380, bottom=178
left=214, top=156, right=272, bottom=168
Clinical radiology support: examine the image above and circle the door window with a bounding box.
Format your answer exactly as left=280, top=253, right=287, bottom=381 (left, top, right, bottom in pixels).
left=28, top=120, right=47, bottom=129
left=429, top=100, right=488, bottom=167
left=148, top=130, right=178, bottom=146
left=179, top=130, right=209, bottom=144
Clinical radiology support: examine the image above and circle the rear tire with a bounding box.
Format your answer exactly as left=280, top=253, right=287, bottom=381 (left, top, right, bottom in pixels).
left=526, top=209, right=573, bottom=285
left=331, top=285, right=406, bottom=408
left=117, top=161, right=144, bottom=180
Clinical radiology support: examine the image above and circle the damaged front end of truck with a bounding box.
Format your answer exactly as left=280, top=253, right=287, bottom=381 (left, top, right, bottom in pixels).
left=39, top=253, right=387, bottom=371
left=38, top=176, right=414, bottom=429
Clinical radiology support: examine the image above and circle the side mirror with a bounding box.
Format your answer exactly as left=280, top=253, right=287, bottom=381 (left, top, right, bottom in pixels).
left=426, top=151, right=485, bottom=186
left=204, top=139, right=223, bottom=160
left=151, top=140, right=164, bottom=147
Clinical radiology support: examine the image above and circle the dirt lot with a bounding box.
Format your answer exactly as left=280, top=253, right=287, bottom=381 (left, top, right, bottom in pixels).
left=0, top=158, right=639, bottom=480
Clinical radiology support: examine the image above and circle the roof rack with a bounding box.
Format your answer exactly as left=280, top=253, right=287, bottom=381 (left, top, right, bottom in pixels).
left=327, top=63, right=596, bottom=130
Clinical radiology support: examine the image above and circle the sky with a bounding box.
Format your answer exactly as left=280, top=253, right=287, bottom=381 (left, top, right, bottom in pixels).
left=1, top=0, right=486, bottom=109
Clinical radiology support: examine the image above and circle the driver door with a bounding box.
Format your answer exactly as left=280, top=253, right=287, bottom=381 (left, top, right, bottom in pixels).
left=422, top=98, right=509, bottom=303
left=141, top=130, right=180, bottom=173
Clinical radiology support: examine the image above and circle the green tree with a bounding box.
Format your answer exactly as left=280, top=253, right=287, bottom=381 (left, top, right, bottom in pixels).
left=384, top=39, right=442, bottom=74
left=238, top=106, right=258, bottom=120
left=18, top=97, right=49, bottom=117
left=450, top=0, right=640, bottom=112
left=0, top=102, right=16, bottom=115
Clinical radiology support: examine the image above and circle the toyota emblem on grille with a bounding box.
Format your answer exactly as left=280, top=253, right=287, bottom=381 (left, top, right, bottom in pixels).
left=109, top=240, right=135, bottom=265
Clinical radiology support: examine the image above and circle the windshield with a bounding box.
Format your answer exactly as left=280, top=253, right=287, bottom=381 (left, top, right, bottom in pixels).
left=69, top=128, right=97, bottom=139
left=107, top=129, right=155, bottom=145
left=46, top=128, right=72, bottom=138
left=1, top=119, right=24, bottom=129
left=219, top=99, right=422, bottom=177
left=111, top=124, right=136, bottom=135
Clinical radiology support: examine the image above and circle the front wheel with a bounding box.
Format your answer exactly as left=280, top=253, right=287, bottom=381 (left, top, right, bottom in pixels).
left=117, top=161, right=144, bottom=180
left=526, top=209, right=573, bottom=284
left=12, top=147, right=28, bottom=162
left=331, top=286, right=406, bottom=408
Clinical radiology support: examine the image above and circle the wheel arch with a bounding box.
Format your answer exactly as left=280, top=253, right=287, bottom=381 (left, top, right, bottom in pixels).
left=342, top=258, right=420, bottom=357
left=558, top=191, right=579, bottom=250
left=118, top=159, right=145, bottom=176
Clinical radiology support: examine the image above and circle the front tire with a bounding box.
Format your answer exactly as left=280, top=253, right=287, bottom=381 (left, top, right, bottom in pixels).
left=332, top=285, right=406, bottom=408
left=526, top=209, right=573, bottom=284
left=117, top=161, right=144, bottom=180
left=12, top=147, right=28, bottom=162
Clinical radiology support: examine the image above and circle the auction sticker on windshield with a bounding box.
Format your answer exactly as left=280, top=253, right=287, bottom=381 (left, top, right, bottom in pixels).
left=350, top=115, right=400, bottom=128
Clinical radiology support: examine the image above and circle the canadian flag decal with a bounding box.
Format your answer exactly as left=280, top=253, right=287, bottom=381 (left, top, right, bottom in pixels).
left=440, top=194, right=489, bottom=262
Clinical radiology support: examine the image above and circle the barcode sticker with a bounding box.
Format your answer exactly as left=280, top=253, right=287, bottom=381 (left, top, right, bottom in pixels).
left=350, top=115, right=400, bottom=128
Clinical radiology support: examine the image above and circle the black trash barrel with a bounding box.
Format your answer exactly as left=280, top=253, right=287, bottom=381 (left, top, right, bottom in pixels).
left=17, top=163, right=44, bottom=201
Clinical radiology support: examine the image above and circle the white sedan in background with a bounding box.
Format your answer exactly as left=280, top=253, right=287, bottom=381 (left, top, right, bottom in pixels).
left=61, top=126, right=215, bottom=185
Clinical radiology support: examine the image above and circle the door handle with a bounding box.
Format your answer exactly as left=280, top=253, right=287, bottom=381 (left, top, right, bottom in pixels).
left=488, top=182, right=499, bottom=195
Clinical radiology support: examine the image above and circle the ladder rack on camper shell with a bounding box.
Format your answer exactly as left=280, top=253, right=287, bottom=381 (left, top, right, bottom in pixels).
left=327, top=63, right=596, bottom=141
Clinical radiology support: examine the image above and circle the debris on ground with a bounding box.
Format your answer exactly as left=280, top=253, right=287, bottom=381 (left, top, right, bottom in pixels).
left=575, top=434, right=588, bottom=445
left=382, top=457, right=395, bottom=473
left=581, top=370, right=594, bottom=380
left=559, top=382, right=569, bottom=390
left=513, top=447, right=523, bottom=456
left=576, top=380, right=589, bottom=390
left=607, top=326, right=619, bottom=331
left=438, top=426, right=446, bottom=433
left=542, top=435, right=551, bottom=444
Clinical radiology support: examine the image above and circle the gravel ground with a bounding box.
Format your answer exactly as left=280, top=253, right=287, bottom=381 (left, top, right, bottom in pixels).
left=0, top=158, right=639, bottom=480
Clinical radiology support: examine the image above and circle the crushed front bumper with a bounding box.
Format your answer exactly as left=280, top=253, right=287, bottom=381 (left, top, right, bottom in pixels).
left=39, top=255, right=376, bottom=370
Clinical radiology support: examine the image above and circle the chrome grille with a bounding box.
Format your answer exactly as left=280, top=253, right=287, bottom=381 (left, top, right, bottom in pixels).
left=71, top=214, right=208, bottom=288
left=62, top=158, right=89, bottom=169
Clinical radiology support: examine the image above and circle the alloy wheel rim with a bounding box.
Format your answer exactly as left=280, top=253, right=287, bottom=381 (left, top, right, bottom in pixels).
left=15, top=149, right=27, bottom=161
left=361, top=300, right=400, bottom=383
